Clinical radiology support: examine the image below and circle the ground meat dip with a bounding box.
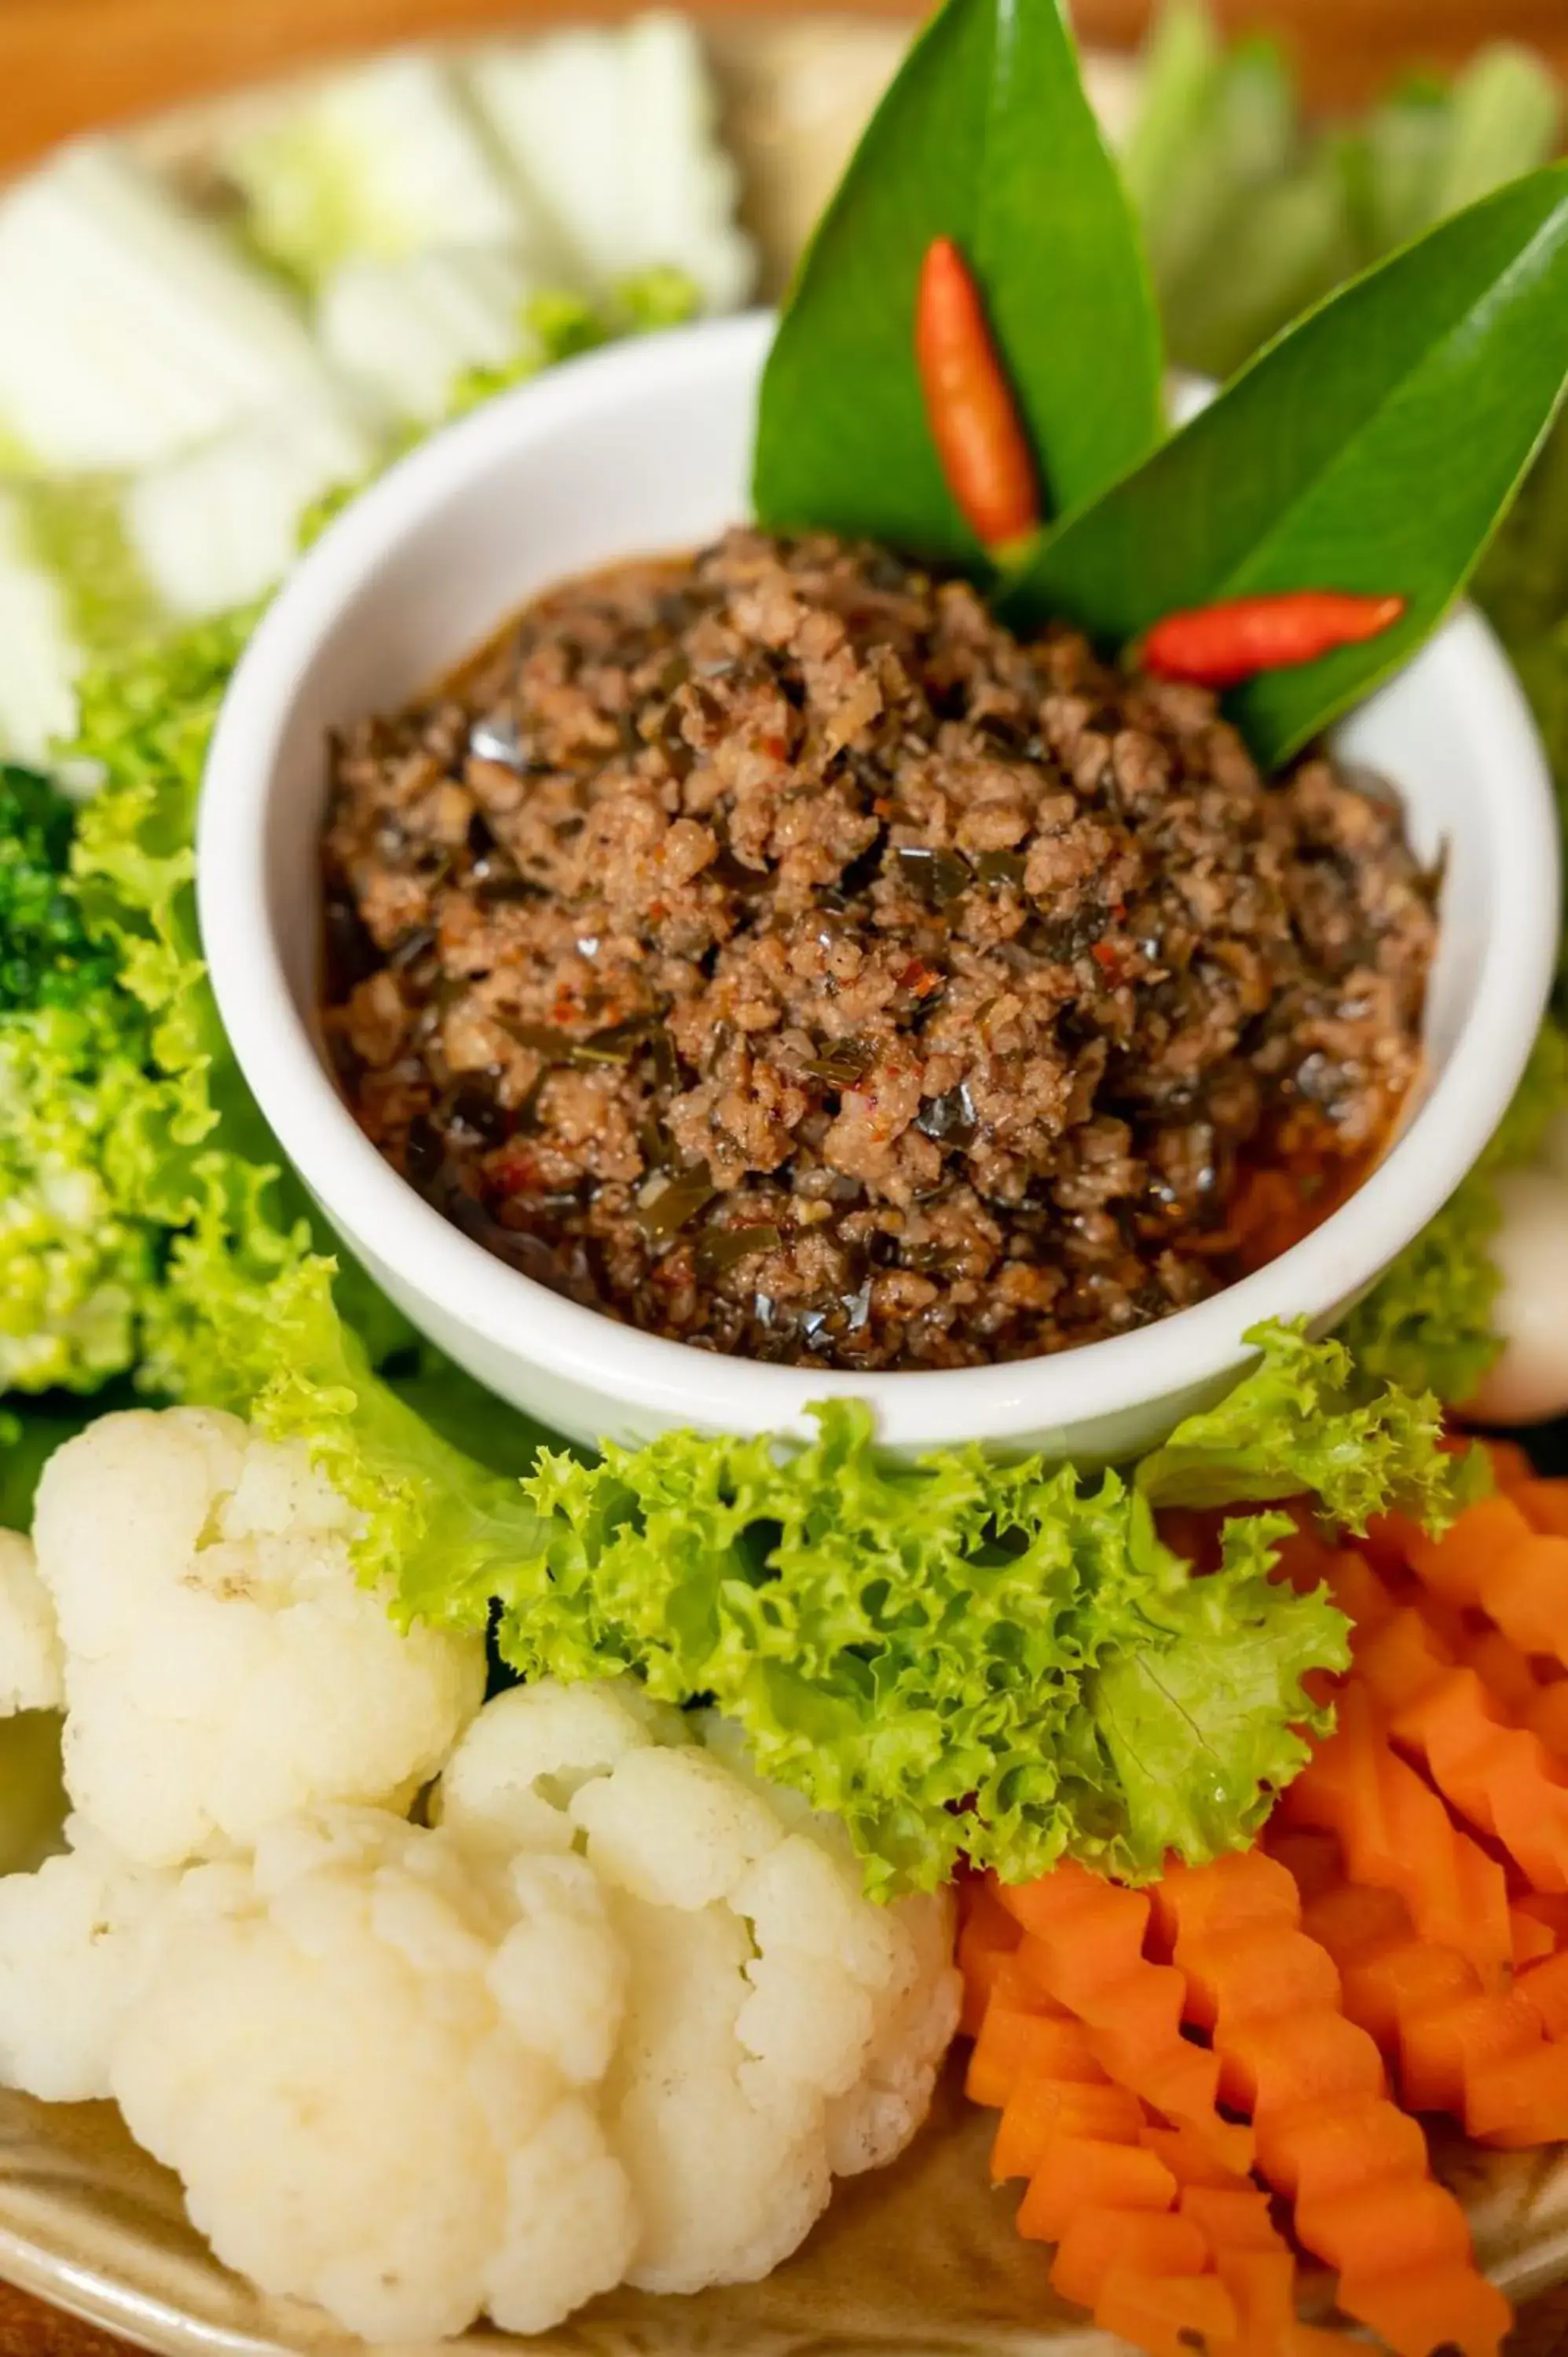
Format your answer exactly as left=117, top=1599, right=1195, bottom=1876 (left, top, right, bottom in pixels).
left=321, top=528, right=1437, bottom=1371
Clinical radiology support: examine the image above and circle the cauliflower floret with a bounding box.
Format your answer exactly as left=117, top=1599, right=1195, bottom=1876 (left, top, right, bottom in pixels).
left=0, top=1529, right=61, bottom=1714
left=111, top=1805, right=636, bottom=2344
left=0, top=1821, right=178, bottom=2099
left=2, top=1673, right=957, bottom=2343
left=31, top=1408, right=485, bottom=1865
left=435, top=1673, right=687, bottom=1855
left=605, top=1886, right=833, bottom=2293
left=443, top=1679, right=961, bottom=2295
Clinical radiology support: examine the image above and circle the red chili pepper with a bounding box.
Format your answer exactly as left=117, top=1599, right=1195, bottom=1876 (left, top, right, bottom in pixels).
left=1141, top=591, right=1407, bottom=691
left=915, top=236, right=1039, bottom=563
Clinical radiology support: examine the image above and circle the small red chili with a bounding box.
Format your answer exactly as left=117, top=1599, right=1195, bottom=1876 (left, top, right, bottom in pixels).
left=1141, top=591, right=1407, bottom=691
left=1090, top=941, right=1123, bottom=981
left=914, top=236, right=1040, bottom=564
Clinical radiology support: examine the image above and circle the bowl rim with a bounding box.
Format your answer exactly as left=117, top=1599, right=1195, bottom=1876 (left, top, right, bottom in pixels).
left=200, top=309, right=1562, bottom=1450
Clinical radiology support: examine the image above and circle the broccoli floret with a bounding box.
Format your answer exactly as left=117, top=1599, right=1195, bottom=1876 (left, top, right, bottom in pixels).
left=0, top=768, right=117, bottom=1014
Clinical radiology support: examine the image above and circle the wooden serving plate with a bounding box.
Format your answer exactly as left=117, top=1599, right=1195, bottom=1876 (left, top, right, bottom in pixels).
left=2, top=9, right=1567, bottom=2355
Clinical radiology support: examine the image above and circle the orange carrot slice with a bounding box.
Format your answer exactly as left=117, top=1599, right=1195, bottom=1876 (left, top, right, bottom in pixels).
left=1392, top=1670, right=1568, bottom=1892
left=1406, top=1505, right=1568, bottom=1672
left=1003, top=1862, right=1251, bottom=2169
left=1277, top=1684, right=1512, bottom=1985
left=1049, top=2209, right=1208, bottom=2307
left=1522, top=1951, right=1568, bottom=2039
left=1482, top=1439, right=1537, bottom=1491
left=1157, top=1850, right=1509, bottom=2357
left=965, top=2003, right=1089, bottom=2109
left=1017, top=2136, right=1178, bottom=2243
left=991, top=2077, right=1145, bottom=2183
left=1094, top=2270, right=1238, bottom=2357
left=1513, top=1478, right=1568, bottom=1540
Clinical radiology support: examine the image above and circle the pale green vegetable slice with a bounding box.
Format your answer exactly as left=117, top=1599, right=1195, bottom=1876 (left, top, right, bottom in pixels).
left=223, top=51, right=544, bottom=285
left=0, top=493, right=84, bottom=764
left=0, top=143, right=333, bottom=472
left=123, top=391, right=377, bottom=618
left=1435, top=45, right=1564, bottom=219
left=317, top=246, right=541, bottom=426
left=466, top=18, right=754, bottom=313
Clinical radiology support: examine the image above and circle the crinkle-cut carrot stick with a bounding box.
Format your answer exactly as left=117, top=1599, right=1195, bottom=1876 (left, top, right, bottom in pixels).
left=1270, top=1509, right=1346, bottom=1598
left=1344, top=1602, right=1568, bottom=1893
left=1320, top=1545, right=1399, bottom=1633
left=1482, top=1439, right=1538, bottom=1491
left=1511, top=1906, right=1560, bottom=1967
left=961, top=1870, right=1021, bottom=1956
left=1156, top=1851, right=1510, bottom=2357
left=1277, top=1684, right=1513, bottom=1985
left=1513, top=1479, right=1568, bottom=1540
left=1048, top=2208, right=1208, bottom=2308
left=991, top=2073, right=1145, bottom=2183
left=1002, top=1861, right=1251, bottom=2168
left=1271, top=1831, right=1558, bottom=2132
left=1522, top=1950, right=1568, bottom=2039
left=1463, top=2036, right=1568, bottom=2146
left=957, top=1874, right=1023, bottom=2034
left=965, top=2002, right=1089, bottom=2110
left=1393, top=1672, right=1568, bottom=1893
left=1464, top=1624, right=1545, bottom=1716
left=1523, top=1681, right=1568, bottom=1761
left=1094, top=2269, right=1239, bottom=2357
left=1017, top=2135, right=1178, bottom=2242
left=1405, top=1501, right=1568, bottom=1672
left=1140, top=2122, right=1313, bottom=2352
left=1266, top=1828, right=1343, bottom=1903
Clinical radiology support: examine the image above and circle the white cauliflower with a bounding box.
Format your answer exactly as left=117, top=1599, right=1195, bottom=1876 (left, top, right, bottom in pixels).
left=0, top=1822, right=176, bottom=2100
left=30, top=1408, right=485, bottom=1865
left=112, top=1808, right=636, bottom=2343
left=0, top=1528, right=61, bottom=1714
left=100, top=1678, right=958, bottom=2341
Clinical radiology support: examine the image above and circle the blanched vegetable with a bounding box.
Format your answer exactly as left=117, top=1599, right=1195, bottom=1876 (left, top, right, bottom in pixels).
left=0, top=1831, right=175, bottom=2102
left=1124, top=5, right=1563, bottom=383
left=222, top=51, right=544, bottom=286
left=0, top=498, right=83, bottom=765
left=316, top=245, right=540, bottom=426
left=0, top=1648, right=958, bottom=2341
left=0, top=142, right=335, bottom=471
left=466, top=16, right=754, bottom=312
left=124, top=390, right=377, bottom=617
left=30, top=1407, right=485, bottom=1866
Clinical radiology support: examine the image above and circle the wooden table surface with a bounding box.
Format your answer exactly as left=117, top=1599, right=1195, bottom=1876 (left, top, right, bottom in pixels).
left=0, top=0, right=1566, bottom=162
left=3, top=0, right=1568, bottom=2350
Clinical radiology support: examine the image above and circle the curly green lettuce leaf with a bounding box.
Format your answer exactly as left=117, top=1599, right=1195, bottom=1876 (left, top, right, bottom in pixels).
left=1135, top=1319, right=1461, bottom=1528
left=493, top=1330, right=1455, bottom=1895
left=1088, top=1509, right=1343, bottom=1866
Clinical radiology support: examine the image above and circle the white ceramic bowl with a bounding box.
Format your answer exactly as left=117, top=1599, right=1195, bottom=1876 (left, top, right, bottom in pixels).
left=200, top=310, right=1560, bottom=1461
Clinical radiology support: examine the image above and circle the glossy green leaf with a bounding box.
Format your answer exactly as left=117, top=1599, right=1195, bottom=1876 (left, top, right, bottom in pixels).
left=1004, top=163, right=1568, bottom=766
left=752, top=0, right=1162, bottom=562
